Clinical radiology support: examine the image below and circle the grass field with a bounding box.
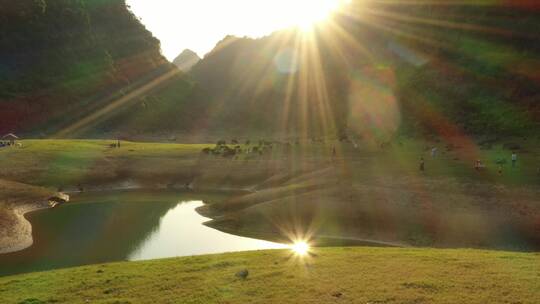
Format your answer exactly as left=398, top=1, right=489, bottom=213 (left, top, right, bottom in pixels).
left=0, top=140, right=211, bottom=189
left=1, top=247, right=539, bottom=304
left=0, top=138, right=539, bottom=189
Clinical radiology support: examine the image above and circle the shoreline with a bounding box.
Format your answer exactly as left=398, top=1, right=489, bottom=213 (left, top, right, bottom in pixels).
left=0, top=183, right=251, bottom=256
left=0, top=201, right=50, bottom=255
left=201, top=222, right=408, bottom=248
left=4, top=176, right=539, bottom=255
left=0, top=189, right=404, bottom=263
left=61, top=179, right=255, bottom=195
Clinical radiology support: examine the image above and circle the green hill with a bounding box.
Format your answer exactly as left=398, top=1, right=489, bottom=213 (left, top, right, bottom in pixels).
left=0, top=0, right=197, bottom=138
left=190, top=1, right=540, bottom=138
left=1, top=0, right=538, bottom=139
left=1, top=248, right=539, bottom=304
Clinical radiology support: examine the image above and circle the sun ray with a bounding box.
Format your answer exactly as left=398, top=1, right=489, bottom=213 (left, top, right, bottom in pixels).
left=363, top=6, right=536, bottom=39
left=54, top=68, right=181, bottom=138
left=280, top=34, right=303, bottom=135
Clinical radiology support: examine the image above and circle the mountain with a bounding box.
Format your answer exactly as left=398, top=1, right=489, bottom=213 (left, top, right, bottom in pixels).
left=0, top=0, right=195, bottom=138
left=1, top=0, right=538, bottom=139
left=173, top=49, right=201, bottom=72
left=190, top=0, right=540, bottom=138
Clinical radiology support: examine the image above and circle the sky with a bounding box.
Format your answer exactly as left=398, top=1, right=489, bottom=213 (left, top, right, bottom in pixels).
left=127, top=0, right=348, bottom=61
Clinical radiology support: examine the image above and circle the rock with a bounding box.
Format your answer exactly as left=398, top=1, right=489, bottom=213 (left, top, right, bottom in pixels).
left=235, top=269, right=249, bottom=279
left=332, top=292, right=343, bottom=298
left=48, top=196, right=68, bottom=208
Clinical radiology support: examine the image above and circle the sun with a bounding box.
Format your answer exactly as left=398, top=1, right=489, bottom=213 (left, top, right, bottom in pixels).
left=127, top=0, right=353, bottom=60
left=291, top=0, right=344, bottom=31
left=291, top=241, right=311, bottom=256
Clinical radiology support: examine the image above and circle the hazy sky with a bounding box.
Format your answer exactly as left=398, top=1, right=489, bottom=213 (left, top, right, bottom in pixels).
left=127, top=0, right=347, bottom=61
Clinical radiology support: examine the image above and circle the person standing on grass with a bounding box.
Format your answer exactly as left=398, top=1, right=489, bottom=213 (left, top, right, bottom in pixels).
left=419, top=157, right=425, bottom=172
left=475, top=160, right=485, bottom=171
left=511, top=152, right=517, bottom=167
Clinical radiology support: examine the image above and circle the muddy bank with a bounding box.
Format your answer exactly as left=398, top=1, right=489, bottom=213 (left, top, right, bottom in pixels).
left=0, top=202, right=49, bottom=254
left=61, top=180, right=253, bottom=198
left=0, top=179, right=62, bottom=254
left=200, top=168, right=540, bottom=251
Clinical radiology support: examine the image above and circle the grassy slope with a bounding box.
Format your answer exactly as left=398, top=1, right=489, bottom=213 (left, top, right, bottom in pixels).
left=0, top=139, right=310, bottom=191
left=0, top=248, right=539, bottom=304
left=1, top=138, right=539, bottom=188
left=0, top=140, right=210, bottom=188
left=0, top=179, right=53, bottom=204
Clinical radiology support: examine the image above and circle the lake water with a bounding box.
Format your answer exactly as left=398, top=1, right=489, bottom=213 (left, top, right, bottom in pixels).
left=0, top=190, right=287, bottom=276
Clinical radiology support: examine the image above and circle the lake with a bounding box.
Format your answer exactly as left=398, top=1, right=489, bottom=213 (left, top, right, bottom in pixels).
left=0, top=190, right=287, bottom=276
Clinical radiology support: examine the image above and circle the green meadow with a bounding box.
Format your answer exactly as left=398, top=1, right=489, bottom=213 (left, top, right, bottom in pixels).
left=1, top=248, right=539, bottom=304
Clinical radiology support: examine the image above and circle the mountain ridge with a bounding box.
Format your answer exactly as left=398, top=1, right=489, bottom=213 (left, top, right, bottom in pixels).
left=173, top=49, right=201, bottom=72
left=188, top=0, right=540, bottom=138
left=1, top=0, right=538, bottom=140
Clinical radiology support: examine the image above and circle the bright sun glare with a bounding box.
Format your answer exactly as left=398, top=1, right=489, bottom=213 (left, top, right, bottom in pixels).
left=290, top=0, right=342, bottom=31
left=127, top=0, right=349, bottom=60
left=291, top=241, right=310, bottom=256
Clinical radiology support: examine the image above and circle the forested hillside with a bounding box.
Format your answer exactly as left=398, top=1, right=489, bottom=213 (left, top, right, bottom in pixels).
left=374, top=1, right=540, bottom=137
left=1, top=0, right=538, bottom=139
left=0, top=0, right=195, bottom=138
left=190, top=0, right=540, bottom=139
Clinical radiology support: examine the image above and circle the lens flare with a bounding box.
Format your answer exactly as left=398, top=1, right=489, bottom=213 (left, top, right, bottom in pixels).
left=290, top=241, right=310, bottom=255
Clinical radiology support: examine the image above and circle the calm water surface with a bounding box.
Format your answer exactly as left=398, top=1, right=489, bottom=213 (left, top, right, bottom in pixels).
left=0, top=190, right=286, bottom=276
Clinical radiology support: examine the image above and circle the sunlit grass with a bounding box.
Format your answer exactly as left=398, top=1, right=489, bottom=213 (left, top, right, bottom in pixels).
left=1, top=138, right=538, bottom=189
left=1, top=247, right=538, bottom=303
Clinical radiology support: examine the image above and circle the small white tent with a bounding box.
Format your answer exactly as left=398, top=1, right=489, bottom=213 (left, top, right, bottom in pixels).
left=2, top=133, right=18, bottom=145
